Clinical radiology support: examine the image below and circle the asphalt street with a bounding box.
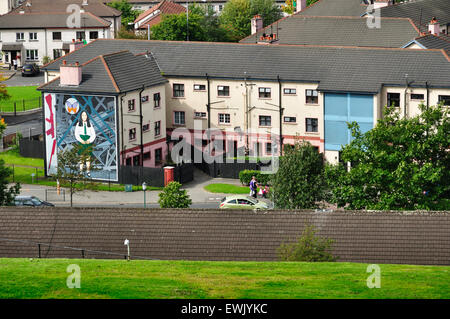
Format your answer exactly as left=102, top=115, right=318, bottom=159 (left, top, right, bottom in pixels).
left=2, top=70, right=45, bottom=87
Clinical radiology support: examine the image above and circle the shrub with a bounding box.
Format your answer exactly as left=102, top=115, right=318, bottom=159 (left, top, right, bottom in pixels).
left=239, top=170, right=273, bottom=186
left=158, top=181, right=192, bottom=208
left=278, top=225, right=337, bottom=262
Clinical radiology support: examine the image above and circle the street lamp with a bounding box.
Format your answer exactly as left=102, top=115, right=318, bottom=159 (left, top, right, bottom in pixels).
left=142, top=182, right=147, bottom=208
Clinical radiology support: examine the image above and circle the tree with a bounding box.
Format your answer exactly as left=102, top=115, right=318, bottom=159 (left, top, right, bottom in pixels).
left=107, top=0, right=142, bottom=29
left=220, top=0, right=282, bottom=41
left=271, top=140, right=326, bottom=209
left=281, top=0, right=294, bottom=15
left=277, top=225, right=337, bottom=262
left=0, top=108, right=21, bottom=206
left=158, top=181, right=192, bottom=208
left=56, top=144, right=98, bottom=207
left=326, top=103, right=450, bottom=211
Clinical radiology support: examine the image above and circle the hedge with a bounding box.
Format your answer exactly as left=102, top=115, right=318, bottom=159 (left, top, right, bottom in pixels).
left=239, top=170, right=274, bottom=186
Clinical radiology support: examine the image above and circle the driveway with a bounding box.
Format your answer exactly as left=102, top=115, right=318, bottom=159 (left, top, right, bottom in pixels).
left=2, top=70, right=45, bottom=87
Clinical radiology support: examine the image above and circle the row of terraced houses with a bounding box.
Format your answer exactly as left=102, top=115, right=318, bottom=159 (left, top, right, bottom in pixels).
left=32, top=0, right=450, bottom=181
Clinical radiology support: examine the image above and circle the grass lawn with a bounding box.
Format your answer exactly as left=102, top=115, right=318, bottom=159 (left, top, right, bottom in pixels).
left=204, top=183, right=250, bottom=194
left=0, top=258, right=449, bottom=299
left=0, top=86, right=41, bottom=112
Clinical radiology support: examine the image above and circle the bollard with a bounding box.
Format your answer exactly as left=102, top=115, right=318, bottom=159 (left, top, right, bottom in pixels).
left=14, top=102, right=16, bottom=116
left=57, top=179, right=60, bottom=195
left=38, top=244, right=41, bottom=258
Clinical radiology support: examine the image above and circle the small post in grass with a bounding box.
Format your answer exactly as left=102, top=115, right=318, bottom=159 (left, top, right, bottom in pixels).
left=124, top=239, right=130, bottom=261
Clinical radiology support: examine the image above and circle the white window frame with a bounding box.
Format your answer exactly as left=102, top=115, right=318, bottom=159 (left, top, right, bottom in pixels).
left=218, top=113, right=230, bottom=124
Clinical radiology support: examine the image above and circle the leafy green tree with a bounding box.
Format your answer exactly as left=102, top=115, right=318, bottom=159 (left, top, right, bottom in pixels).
left=326, top=103, right=450, bottom=211
left=0, top=75, right=10, bottom=101
left=220, top=0, right=282, bottom=41
left=151, top=11, right=205, bottom=41
left=107, top=0, right=142, bottom=29
left=158, top=181, right=192, bottom=208
left=0, top=116, right=21, bottom=206
left=281, top=0, right=294, bottom=14
left=278, top=225, right=337, bottom=262
left=271, top=140, right=326, bottom=209
left=56, top=144, right=98, bottom=207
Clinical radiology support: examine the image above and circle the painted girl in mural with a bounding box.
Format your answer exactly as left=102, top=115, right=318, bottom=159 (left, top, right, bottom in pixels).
left=74, top=111, right=96, bottom=176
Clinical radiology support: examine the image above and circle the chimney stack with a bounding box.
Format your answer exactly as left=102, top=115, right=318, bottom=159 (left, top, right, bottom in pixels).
left=251, top=15, right=263, bottom=35
left=60, top=60, right=82, bottom=86
left=295, top=0, right=307, bottom=13
left=69, top=39, right=84, bottom=52
left=428, top=17, right=440, bottom=36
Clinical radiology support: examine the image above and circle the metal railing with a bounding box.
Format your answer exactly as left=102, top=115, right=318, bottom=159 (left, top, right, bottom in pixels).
left=0, top=238, right=156, bottom=261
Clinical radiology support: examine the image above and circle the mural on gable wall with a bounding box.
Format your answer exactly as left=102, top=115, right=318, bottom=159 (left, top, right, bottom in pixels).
left=44, top=93, right=118, bottom=181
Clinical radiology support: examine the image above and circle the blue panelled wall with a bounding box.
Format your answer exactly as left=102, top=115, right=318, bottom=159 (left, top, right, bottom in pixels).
left=324, top=93, right=374, bottom=151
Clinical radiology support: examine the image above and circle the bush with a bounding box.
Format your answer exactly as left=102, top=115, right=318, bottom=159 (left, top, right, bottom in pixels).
left=158, top=181, right=192, bottom=208
left=239, top=170, right=273, bottom=186
left=278, top=225, right=337, bottom=262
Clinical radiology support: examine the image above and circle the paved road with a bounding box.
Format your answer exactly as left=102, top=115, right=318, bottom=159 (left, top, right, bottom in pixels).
left=16, top=169, right=273, bottom=209
left=2, top=70, right=45, bottom=87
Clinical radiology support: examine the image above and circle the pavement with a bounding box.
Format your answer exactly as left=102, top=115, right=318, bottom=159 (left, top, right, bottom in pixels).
left=1, top=70, right=45, bottom=87
left=17, top=168, right=259, bottom=209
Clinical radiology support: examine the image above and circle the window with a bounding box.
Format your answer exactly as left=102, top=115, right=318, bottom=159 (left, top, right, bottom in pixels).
left=153, top=93, right=161, bottom=108
left=306, top=89, right=318, bottom=104
left=259, top=115, right=271, bottom=126
left=410, top=93, right=424, bottom=100
left=284, top=116, right=296, bottom=123
left=141, top=95, right=149, bottom=103
left=26, top=50, right=38, bottom=61
left=306, top=118, right=318, bottom=132
left=154, top=121, right=161, bottom=136
left=126, top=157, right=132, bottom=166
left=194, top=84, right=206, bottom=91
left=143, top=152, right=151, bottom=160
left=219, top=4, right=223, bottom=11
left=89, top=31, right=98, bottom=40
left=173, top=84, right=184, bottom=97
left=76, top=31, right=86, bottom=41
left=174, top=111, right=185, bottom=125
left=218, top=113, right=230, bottom=124
left=53, top=49, right=63, bottom=59
left=259, top=87, right=271, bottom=98
left=283, top=88, right=296, bottom=95
left=129, top=128, right=136, bottom=141
left=195, top=112, right=207, bottom=118
left=52, top=32, right=62, bottom=41
left=387, top=92, right=400, bottom=107
left=155, top=148, right=162, bottom=165
left=143, top=124, right=150, bottom=132
left=128, top=99, right=135, bottom=111
left=16, top=32, right=24, bottom=41
left=217, top=85, right=230, bottom=97
left=438, top=95, right=450, bottom=106
left=266, top=142, right=272, bottom=154
left=29, top=32, right=37, bottom=40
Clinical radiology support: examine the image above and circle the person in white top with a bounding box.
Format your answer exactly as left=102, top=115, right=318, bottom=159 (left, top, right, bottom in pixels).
left=74, top=111, right=96, bottom=176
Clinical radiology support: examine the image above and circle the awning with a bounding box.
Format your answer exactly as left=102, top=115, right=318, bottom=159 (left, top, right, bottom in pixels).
left=1, top=43, right=23, bottom=51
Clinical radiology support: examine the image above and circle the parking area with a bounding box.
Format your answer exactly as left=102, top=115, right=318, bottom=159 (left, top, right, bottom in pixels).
left=1, top=70, right=45, bottom=87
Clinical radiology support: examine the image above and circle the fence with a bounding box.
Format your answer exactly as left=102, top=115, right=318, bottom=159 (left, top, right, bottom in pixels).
left=0, top=97, right=42, bottom=114
left=19, top=138, right=44, bottom=159
left=195, top=160, right=271, bottom=179
left=118, top=163, right=194, bottom=187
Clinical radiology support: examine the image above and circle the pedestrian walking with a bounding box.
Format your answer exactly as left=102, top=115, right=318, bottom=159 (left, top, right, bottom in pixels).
left=13, top=59, right=17, bottom=71
left=249, top=176, right=258, bottom=198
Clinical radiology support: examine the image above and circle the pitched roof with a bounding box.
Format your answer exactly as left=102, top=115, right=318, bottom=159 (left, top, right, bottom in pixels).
left=42, top=39, right=450, bottom=94
left=11, top=0, right=121, bottom=17
left=377, top=0, right=450, bottom=33
left=297, top=0, right=370, bottom=17
left=407, top=34, right=450, bottom=55
left=1, top=207, right=450, bottom=265
left=241, top=16, right=420, bottom=47
left=38, top=50, right=167, bottom=94
left=134, top=0, right=186, bottom=29
left=0, top=12, right=110, bottom=29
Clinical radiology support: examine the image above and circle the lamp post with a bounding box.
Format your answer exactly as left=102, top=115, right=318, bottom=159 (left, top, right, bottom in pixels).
left=142, top=182, right=147, bottom=208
